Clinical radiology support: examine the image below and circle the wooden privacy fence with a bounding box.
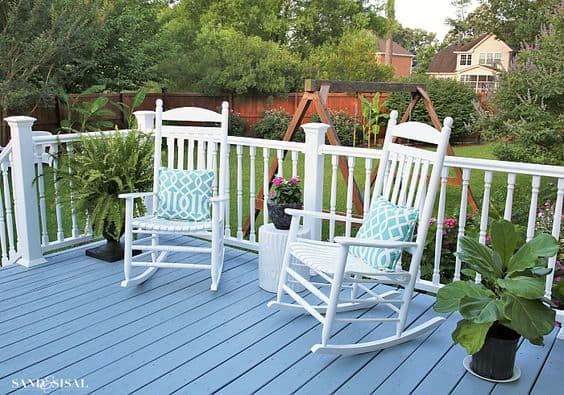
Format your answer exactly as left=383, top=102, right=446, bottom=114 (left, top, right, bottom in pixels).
left=2, top=91, right=383, bottom=144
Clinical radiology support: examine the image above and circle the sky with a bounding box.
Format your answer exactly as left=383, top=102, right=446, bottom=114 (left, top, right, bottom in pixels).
left=393, top=0, right=480, bottom=41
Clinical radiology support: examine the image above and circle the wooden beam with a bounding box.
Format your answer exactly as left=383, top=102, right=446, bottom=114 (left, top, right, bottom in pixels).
left=304, top=79, right=425, bottom=94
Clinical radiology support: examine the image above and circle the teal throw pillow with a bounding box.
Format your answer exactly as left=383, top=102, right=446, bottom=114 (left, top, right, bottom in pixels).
left=349, top=197, right=418, bottom=271
left=157, top=168, right=214, bottom=221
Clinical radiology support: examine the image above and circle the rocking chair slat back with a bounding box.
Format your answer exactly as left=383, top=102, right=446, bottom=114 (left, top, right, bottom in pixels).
left=153, top=100, right=229, bottom=213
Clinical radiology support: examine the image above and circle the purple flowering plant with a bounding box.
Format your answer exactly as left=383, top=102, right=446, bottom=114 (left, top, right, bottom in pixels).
left=269, top=176, right=302, bottom=204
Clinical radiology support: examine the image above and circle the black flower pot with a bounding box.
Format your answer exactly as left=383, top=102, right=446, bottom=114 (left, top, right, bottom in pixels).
left=85, top=220, right=127, bottom=262
left=267, top=200, right=302, bottom=230
left=470, top=324, right=520, bottom=380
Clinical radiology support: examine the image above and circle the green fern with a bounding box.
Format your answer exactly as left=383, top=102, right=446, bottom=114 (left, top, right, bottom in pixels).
left=55, top=129, right=154, bottom=240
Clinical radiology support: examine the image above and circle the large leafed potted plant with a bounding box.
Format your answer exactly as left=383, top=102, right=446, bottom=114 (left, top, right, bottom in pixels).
left=56, top=129, right=153, bottom=261
left=434, top=220, right=558, bottom=381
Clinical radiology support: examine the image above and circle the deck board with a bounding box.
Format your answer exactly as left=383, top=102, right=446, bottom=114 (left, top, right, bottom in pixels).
left=0, top=238, right=559, bottom=395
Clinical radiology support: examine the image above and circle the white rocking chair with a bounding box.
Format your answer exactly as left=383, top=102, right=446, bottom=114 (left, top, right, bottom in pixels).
left=120, top=99, right=228, bottom=291
left=268, top=110, right=453, bottom=354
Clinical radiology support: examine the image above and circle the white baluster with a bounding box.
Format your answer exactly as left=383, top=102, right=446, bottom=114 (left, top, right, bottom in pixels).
left=35, top=144, right=49, bottom=245
left=66, top=144, right=79, bottom=238
left=504, top=173, right=517, bottom=220
left=224, top=146, right=231, bottom=237
left=433, top=166, right=449, bottom=286
left=545, top=178, right=564, bottom=299
left=236, top=145, right=243, bottom=240
left=291, top=151, right=298, bottom=178
left=364, top=158, right=372, bottom=217
left=50, top=145, right=65, bottom=241
left=454, top=168, right=471, bottom=281
left=277, top=149, right=284, bottom=177
left=0, top=159, right=8, bottom=264
left=477, top=171, right=494, bottom=284
left=526, top=176, right=541, bottom=241
left=263, top=148, right=270, bottom=224
left=211, top=142, right=218, bottom=195
left=197, top=139, right=205, bottom=169
left=329, top=155, right=338, bottom=242
left=345, top=156, right=355, bottom=237
left=249, top=146, right=257, bottom=243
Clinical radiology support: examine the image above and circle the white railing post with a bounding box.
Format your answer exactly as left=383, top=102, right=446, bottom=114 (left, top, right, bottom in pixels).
left=133, top=111, right=155, bottom=132
left=4, top=116, right=47, bottom=267
left=302, top=122, right=328, bottom=240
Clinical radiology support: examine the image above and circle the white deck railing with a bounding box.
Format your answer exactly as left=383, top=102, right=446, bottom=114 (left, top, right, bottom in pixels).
left=2, top=115, right=563, bottom=315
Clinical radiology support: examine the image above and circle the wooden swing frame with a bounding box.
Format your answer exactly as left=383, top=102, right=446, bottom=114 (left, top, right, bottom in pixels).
left=242, top=79, right=478, bottom=235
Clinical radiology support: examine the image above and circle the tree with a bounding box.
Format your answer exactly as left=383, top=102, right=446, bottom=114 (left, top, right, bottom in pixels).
left=0, top=0, right=101, bottom=143
left=393, top=27, right=437, bottom=54
left=478, top=12, right=564, bottom=165
left=159, top=27, right=302, bottom=94
left=384, top=0, right=396, bottom=65
left=305, top=30, right=394, bottom=82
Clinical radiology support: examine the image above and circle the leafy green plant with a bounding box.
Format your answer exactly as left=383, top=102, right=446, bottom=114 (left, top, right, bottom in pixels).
left=227, top=109, right=247, bottom=137
left=253, top=109, right=295, bottom=141
left=55, top=130, right=154, bottom=240
left=59, top=85, right=116, bottom=132
left=434, top=220, right=558, bottom=354
left=112, top=89, right=146, bottom=128
left=311, top=111, right=361, bottom=147
left=360, top=93, right=389, bottom=147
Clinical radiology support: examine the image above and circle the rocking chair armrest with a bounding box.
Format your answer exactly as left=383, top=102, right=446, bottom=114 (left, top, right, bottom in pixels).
left=118, top=191, right=155, bottom=200
left=334, top=237, right=418, bottom=251
left=284, top=209, right=364, bottom=224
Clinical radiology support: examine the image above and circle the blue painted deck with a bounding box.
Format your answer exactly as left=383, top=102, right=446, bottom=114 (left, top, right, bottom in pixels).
left=0, top=237, right=560, bottom=395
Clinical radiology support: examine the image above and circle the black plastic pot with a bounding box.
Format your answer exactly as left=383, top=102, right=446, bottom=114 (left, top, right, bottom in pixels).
left=267, top=200, right=302, bottom=230
left=470, top=324, right=520, bottom=380
left=85, top=220, right=126, bottom=262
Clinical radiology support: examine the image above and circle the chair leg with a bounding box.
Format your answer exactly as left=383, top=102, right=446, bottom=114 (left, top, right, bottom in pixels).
left=210, top=219, right=224, bottom=291
left=122, top=199, right=133, bottom=285
left=320, top=247, right=348, bottom=347
left=275, top=217, right=300, bottom=303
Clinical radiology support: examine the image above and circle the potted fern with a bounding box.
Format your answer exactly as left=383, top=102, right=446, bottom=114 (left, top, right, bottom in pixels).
left=434, top=220, right=558, bottom=381
left=56, top=129, right=153, bottom=261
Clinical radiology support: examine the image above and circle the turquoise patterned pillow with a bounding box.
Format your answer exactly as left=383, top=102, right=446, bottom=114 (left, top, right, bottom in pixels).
left=349, top=197, right=418, bottom=271
left=156, top=168, right=214, bottom=221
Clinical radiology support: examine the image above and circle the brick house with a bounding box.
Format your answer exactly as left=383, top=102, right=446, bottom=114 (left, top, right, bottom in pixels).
left=375, top=39, right=414, bottom=78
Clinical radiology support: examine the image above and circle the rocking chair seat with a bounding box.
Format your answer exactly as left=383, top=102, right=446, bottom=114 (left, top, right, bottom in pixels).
left=289, top=239, right=410, bottom=282
left=131, top=215, right=213, bottom=232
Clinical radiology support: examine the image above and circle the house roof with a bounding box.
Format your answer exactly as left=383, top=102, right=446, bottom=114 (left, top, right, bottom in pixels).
left=376, top=39, right=414, bottom=57
left=455, top=33, right=491, bottom=52
left=427, top=43, right=461, bottom=73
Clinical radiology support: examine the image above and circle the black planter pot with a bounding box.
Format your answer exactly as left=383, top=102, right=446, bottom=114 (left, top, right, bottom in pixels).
left=85, top=220, right=129, bottom=263
left=470, top=324, right=520, bottom=380
left=267, top=200, right=302, bottom=230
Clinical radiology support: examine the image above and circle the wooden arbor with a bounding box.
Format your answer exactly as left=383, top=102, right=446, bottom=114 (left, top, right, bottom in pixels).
left=243, top=79, right=477, bottom=235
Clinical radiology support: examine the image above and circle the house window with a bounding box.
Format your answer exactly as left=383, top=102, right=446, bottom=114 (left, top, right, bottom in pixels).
left=459, top=54, right=472, bottom=66
left=479, top=52, right=502, bottom=66
left=460, top=75, right=497, bottom=92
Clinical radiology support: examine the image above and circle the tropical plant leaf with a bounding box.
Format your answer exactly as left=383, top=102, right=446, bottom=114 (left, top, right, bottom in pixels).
left=490, top=220, right=518, bottom=268
left=434, top=281, right=494, bottom=313
left=459, top=295, right=502, bottom=323
left=452, top=319, right=493, bottom=355
left=457, top=236, right=501, bottom=279
left=497, top=276, right=545, bottom=299
left=503, top=294, right=555, bottom=342
left=507, top=233, right=558, bottom=274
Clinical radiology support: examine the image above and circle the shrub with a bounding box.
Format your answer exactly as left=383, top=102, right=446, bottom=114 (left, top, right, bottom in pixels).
left=253, top=109, right=296, bottom=141
left=228, top=110, right=246, bottom=137
left=386, top=76, right=478, bottom=142
left=311, top=111, right=361, bottom=146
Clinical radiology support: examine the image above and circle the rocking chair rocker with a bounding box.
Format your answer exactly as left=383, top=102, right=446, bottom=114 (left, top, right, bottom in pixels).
left=268, top=110, right=453, bottom=354
left=120, top=99, right=229, bottom=291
